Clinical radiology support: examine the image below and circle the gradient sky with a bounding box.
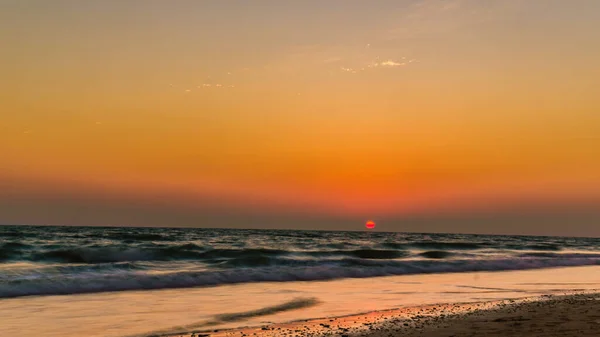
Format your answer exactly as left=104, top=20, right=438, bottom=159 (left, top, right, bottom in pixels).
left=1, top=0, right=599, bottom=235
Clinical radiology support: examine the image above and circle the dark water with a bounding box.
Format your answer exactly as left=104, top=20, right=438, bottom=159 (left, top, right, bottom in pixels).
left=1, top=225, right=599, bottom=298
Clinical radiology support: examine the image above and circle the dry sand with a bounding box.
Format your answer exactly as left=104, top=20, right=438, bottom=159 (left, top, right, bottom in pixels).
left=166, top=292, right=600, bottom=337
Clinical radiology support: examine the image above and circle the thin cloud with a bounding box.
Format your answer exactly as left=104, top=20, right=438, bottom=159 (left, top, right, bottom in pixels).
left=365, top=58, right=413, bottom=69
left=380, top=60, right=406, bottom=67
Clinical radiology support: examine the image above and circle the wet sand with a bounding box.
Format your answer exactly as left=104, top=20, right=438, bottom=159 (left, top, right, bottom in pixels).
left=167, top=292, right=600, bottom=337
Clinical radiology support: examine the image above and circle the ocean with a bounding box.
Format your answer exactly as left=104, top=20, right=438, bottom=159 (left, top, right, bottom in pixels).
left=1, top=225, right=600, bottom=299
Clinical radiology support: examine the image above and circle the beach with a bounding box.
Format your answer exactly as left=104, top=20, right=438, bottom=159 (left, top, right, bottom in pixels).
left=2, top=226, right=600, bottom=337
left=2, top=266, right=599, bottom=337
left=388, top=293, right=600, bottom=337
left=172, top=292, right=599, bottom=337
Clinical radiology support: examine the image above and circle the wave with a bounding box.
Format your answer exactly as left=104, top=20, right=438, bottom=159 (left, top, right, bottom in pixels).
left=23, top=246, right=414, bottom=264
left=198, top=248, right=287, bottom=259
left=519, top=252, right=600, bottom=258
left=2, top=257, right=599, bottom=298
left=410, top=241, right=484, bottom=250
left=105, top=232, right=174, bottom=241
left=346, top=249, right=407, bottom=259
left=305, top=249, right=408, bottom=259
left=27, top=244, right=207, bottom=263
left=1, top=242, right=30, bottom=250
left=6, top=243, right=586, bottom=265
left=32, top=248, right=161, bottom=264
left=220, top=256, right=417, bottom=268
left=0, top=231, right=28, bottom=238
left=419, top=250, right=455, bottom=259
left=0, top=242, right=31, bottom=261
left=506, top=244, right=563, bottom=251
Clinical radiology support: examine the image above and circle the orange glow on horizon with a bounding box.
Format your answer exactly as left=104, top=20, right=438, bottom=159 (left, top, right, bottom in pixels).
left=1, top=1, right=599, bottom=228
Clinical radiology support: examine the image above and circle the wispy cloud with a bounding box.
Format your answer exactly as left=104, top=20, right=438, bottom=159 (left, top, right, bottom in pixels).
left=341, top=57, right=415, bottom=73
left=379, top=60, right=405, bottom=67
left=197, top=83, right=234, bottom=89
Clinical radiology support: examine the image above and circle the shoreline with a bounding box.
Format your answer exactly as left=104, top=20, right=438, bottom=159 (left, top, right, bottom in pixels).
left=163, top=290, right=600, bottom=337
left=4, top=266, right=599, bottom=337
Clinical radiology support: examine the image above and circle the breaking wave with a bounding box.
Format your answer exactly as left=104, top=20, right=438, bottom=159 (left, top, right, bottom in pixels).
left=2, top=256, right=599, bottom=298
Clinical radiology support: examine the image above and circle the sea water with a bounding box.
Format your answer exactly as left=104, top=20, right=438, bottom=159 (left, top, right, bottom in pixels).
left=1, top=225, right=600, bottom=336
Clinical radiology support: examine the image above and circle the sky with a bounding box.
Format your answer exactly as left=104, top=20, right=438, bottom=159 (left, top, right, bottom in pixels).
left=1, top=0, right=599, bottom=235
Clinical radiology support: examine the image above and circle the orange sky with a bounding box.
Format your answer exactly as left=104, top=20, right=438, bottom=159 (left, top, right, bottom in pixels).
left=1, top=1, right=599, bottom=233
